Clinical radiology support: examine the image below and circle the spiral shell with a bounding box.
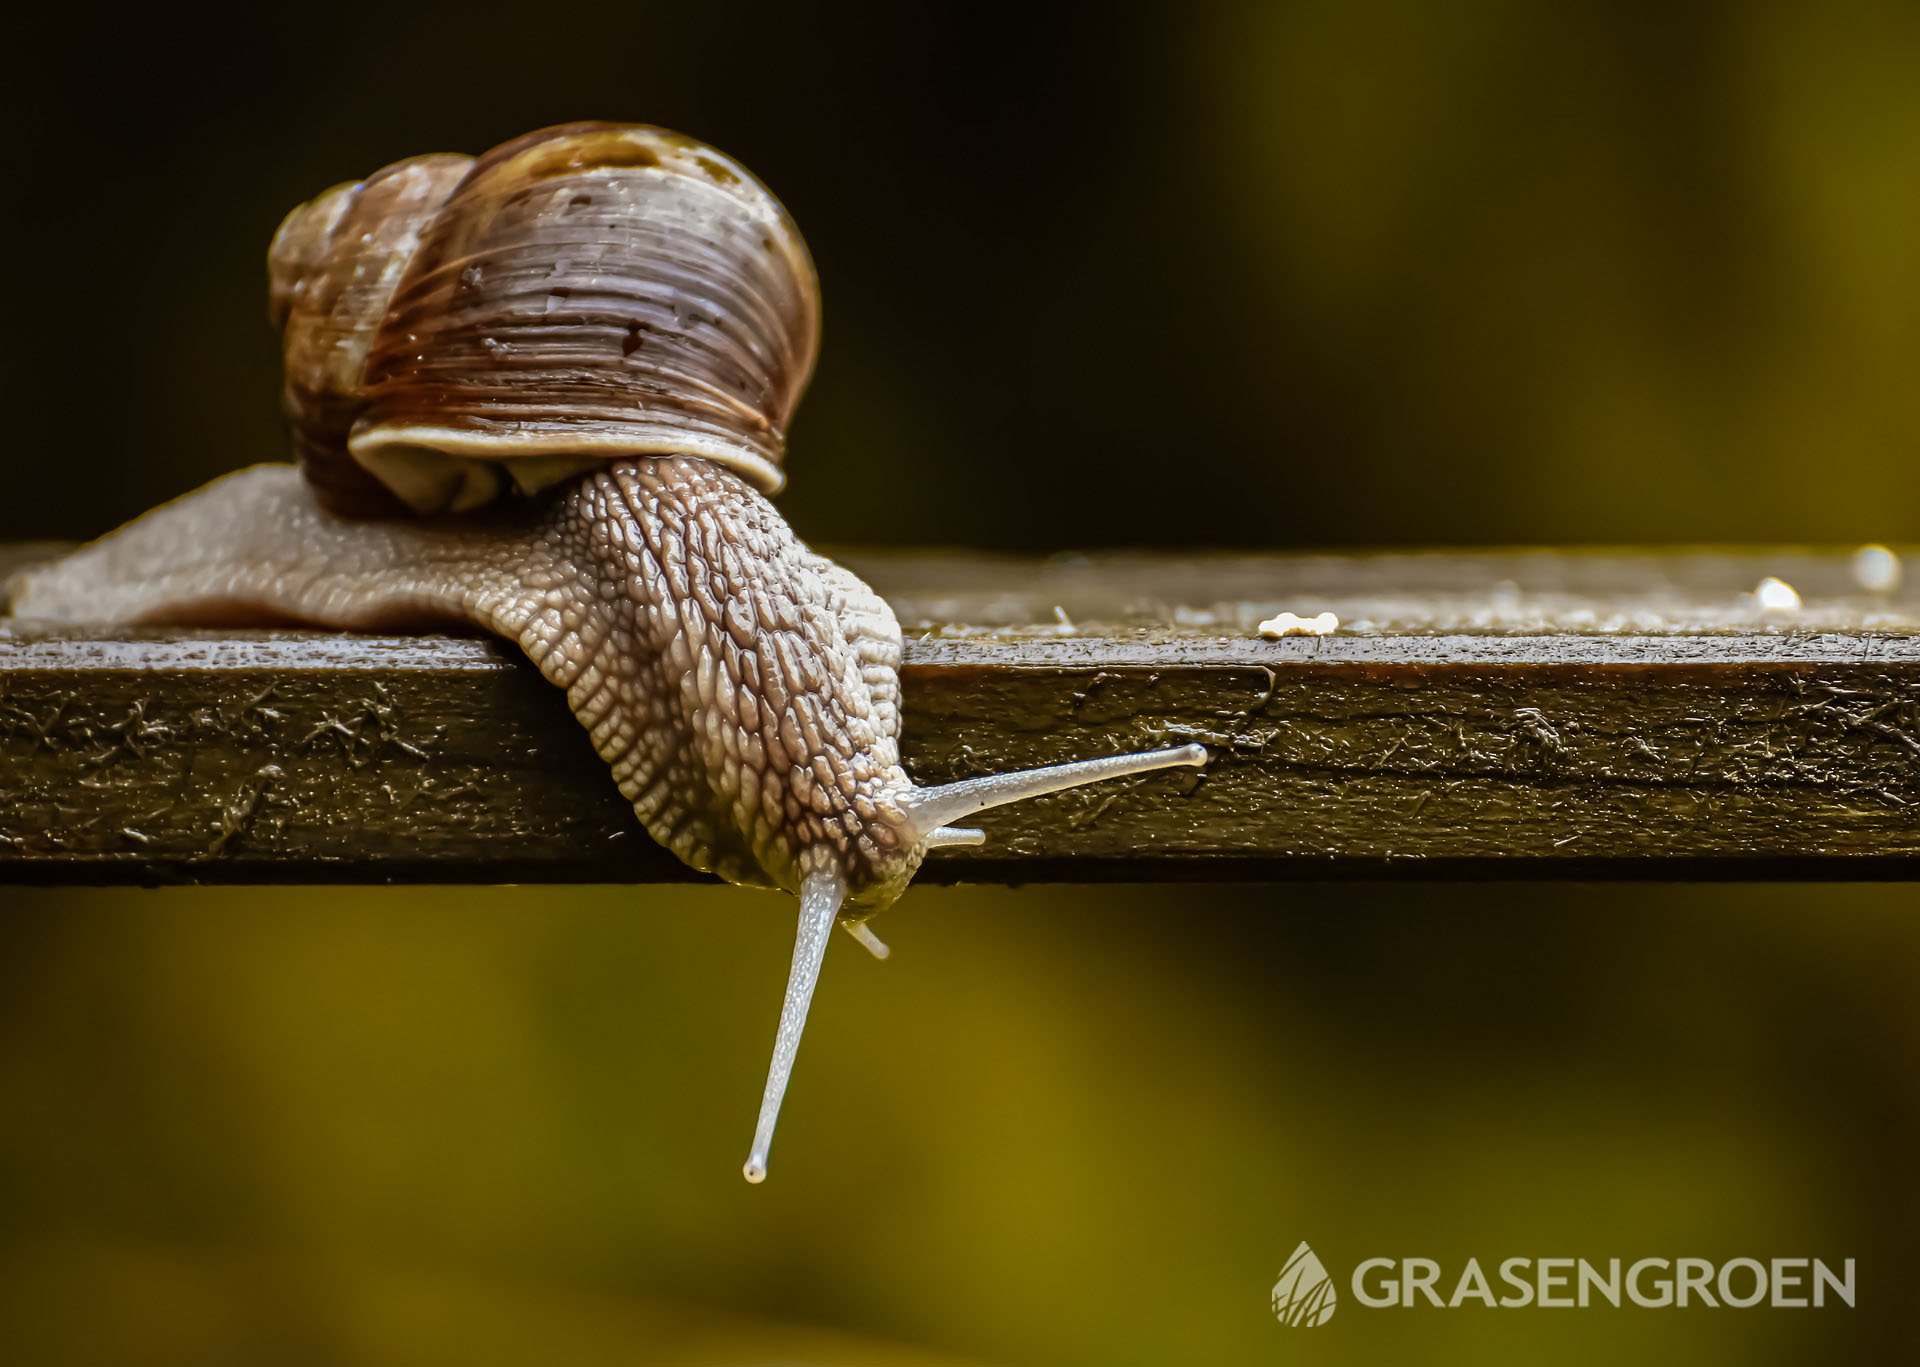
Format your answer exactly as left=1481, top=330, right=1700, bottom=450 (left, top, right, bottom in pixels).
left=268, top=123, right=821, bottom=516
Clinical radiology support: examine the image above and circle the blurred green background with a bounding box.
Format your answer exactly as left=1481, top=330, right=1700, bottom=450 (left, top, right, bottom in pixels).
left=7, top=1, right=1920, bottom=1361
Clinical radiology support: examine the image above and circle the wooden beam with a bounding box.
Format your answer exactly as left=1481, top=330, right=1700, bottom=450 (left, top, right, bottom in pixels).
left=6, top=545, right=1920, bottom=883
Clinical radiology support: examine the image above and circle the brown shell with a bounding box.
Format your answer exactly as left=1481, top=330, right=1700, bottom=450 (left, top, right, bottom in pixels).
left=267, top=123, right=821, bottom=516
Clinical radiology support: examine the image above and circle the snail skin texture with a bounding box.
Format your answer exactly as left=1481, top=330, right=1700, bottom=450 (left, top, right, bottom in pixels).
left=11, top=123, right=1208, bottom=1183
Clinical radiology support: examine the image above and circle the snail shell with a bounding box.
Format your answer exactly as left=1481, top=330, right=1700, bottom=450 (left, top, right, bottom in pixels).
left=268, top=122, right=820, bottom=516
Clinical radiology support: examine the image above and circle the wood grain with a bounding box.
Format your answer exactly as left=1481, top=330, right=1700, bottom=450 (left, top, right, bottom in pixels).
left=7, top=545, right=1920, bottom=882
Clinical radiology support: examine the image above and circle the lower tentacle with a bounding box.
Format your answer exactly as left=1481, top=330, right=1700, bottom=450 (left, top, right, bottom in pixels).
left=744, top=857, right=845, bottom=1183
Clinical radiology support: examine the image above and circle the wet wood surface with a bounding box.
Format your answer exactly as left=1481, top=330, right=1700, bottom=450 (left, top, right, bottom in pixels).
left=7, top=543, right=1920, bottom=883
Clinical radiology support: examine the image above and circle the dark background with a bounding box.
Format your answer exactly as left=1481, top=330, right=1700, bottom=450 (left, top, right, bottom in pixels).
left=6, top=2, right=1919, bottom=1363
left=16, top=1, right=1920, bottom=550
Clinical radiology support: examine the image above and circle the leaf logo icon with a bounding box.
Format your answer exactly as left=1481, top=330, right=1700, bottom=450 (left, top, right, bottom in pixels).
left=1272, top=1241, right=1337, bottom=1327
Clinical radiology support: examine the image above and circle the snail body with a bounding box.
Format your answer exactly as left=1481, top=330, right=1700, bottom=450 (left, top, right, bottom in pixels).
left=12, top=123, right=1207, bottom=1182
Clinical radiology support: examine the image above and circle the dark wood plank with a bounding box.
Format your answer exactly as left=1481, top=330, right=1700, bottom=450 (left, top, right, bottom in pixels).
left=7, top=545, right=1920, bottom=882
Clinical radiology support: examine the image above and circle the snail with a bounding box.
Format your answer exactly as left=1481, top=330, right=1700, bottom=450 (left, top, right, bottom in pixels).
left=10, top=123, right=1208, bottom=1182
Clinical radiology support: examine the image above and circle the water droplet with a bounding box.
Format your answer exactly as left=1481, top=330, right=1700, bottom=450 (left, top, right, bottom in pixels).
left=1755, top=577, right=1801, bottom=614
left=1852, top=544, right=1900, bottom=593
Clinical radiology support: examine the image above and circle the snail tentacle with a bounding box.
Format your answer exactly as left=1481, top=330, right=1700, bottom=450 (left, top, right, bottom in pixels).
left=842, top=921, right=891, bottom=959
left=899, top=744, right=1211, bottom=836
left=744, top=856, right=844, bottom=1184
